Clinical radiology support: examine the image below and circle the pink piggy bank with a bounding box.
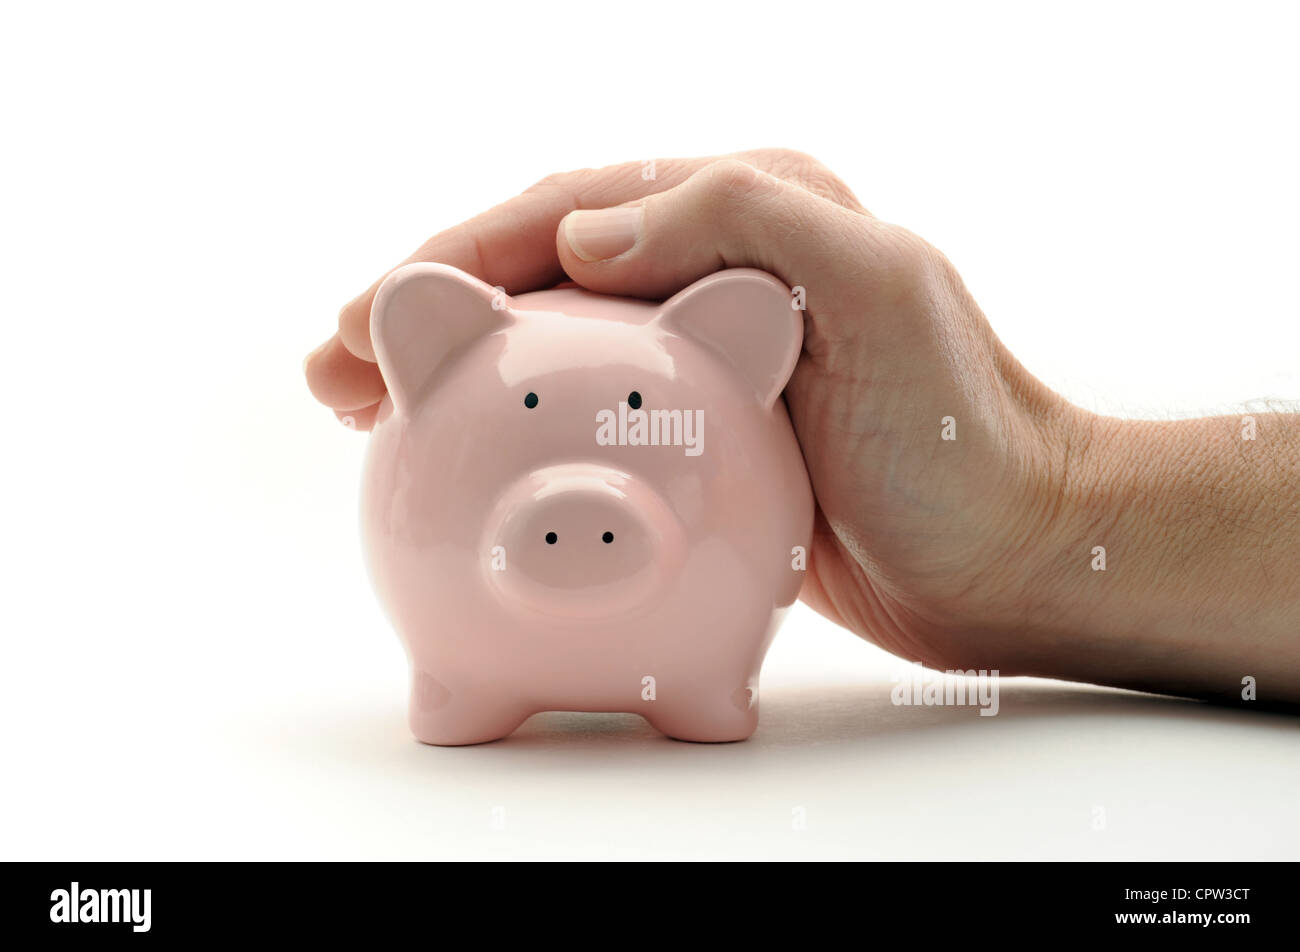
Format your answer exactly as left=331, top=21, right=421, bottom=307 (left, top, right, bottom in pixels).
left=361, top=263, right=813, bottom=745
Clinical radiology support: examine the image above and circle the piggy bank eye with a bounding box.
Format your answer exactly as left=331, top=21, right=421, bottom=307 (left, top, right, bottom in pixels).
left=524, top=391, right=539, bottom=409
left=627, top=390, right=642, bottom=410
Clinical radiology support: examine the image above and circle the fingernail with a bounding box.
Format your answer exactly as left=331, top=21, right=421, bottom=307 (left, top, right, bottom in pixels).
left=563, top=206, right=643, bottom=262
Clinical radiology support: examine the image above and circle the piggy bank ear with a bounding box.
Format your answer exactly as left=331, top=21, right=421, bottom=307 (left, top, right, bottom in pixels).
left=656, top=269, right=802, bottom=409
left=370, top=263, right=509, bottom=413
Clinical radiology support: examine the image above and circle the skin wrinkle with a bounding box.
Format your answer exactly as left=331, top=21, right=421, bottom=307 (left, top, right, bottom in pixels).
left=1045, top=418, right=1132, bottom=642
left=817, top=524, right=939, bottom=668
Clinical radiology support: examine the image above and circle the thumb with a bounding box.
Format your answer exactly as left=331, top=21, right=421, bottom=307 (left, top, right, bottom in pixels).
left=555, top=158, right=884, bottom=302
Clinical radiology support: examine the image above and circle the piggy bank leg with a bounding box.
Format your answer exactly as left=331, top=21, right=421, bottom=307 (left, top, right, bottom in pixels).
left=643, top=683, right=761, bottom=743
left=408, top=671, right=530, bottom=746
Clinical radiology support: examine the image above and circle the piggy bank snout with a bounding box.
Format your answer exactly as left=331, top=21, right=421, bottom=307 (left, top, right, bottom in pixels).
left=487, top=466, right=684, bottom=618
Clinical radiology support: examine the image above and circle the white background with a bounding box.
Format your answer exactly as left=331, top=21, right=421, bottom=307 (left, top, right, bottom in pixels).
left=2, top=1, right=1297, bottom=860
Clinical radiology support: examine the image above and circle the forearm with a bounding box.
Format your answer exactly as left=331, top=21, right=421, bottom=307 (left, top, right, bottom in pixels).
left=1023, top=410, right=1300, bottom=702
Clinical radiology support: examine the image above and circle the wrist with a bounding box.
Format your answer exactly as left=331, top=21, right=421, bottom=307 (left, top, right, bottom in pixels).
left=1004, top=406, right=1300, bottom=698
left=973, top=397, right=1109, bottom=672
left=1010, top=407, right=1140, bottom=668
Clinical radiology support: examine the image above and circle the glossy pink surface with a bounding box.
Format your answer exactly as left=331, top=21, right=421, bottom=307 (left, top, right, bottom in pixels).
left=361, top=263, right=814, bottom=745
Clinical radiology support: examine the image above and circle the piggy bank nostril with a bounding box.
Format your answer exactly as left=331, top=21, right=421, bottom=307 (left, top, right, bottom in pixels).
left=545, top=531, right=558, bottom=545
left=602, top=531, right=614, bottom=544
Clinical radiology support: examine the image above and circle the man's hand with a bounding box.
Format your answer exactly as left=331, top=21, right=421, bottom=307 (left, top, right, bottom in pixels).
left=303, top=150, right=864, bottom=429
left=306, top=150, right=1300, bottom=704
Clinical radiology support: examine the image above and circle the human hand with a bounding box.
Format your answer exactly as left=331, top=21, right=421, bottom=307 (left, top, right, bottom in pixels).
left=306, top=150, right=1300, bottom=701
left=304, top=148, right=1070, bottom=674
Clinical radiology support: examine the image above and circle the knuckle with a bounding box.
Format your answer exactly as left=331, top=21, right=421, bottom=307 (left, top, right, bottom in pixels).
left=755, top=147, right=824, bottom=177
left=337, top=298, right=368, bottom=338
left=525, top=161, right=646, bottom=203
left=526, top=171, right=568, bottom=192
left=879, top=225, right=957, bottom=295
left=525, top=168, right=587, bottom=193
left=700, top=158, right=768, bottom=205
left=803, top=166, right=863, bottom=210
left=748, top=147, right=863, bottom=210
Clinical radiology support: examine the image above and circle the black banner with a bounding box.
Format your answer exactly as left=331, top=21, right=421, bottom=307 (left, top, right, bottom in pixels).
left=2, top=861, right=1290, bottom=941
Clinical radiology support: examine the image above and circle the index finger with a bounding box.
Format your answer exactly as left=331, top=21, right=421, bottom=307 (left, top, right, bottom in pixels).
left=334, top=156, right=722, bottom=361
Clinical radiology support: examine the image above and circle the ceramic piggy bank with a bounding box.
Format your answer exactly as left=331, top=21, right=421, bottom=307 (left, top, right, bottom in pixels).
left=361, top=263, right=813, bottom=745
